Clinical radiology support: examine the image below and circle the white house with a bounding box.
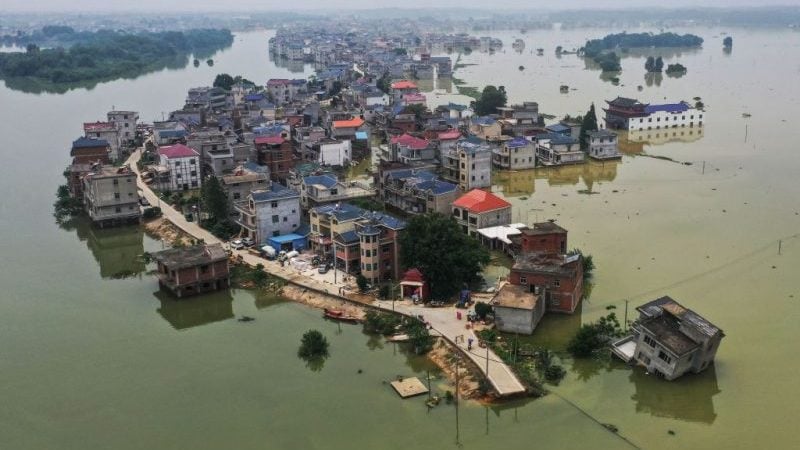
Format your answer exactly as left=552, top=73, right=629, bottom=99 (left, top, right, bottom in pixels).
left=107, top=110, right=138, bottom=146
left=317, top=138, right=352, bottom=166
left=586, top=129, right=620, bottom=160
left=234, top=184, right=302, bottom=244
left=626, top=102, right=704, bottom=132
left=157, top=144, right=201, bottom=191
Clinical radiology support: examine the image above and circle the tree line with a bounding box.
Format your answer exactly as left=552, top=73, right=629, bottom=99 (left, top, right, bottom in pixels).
left=582, top=32, right=702, bottom=73
left=0, top=28, right=233, bottom=89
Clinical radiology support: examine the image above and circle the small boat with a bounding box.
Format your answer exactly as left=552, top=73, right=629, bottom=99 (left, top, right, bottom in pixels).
left=324, top=308, right=360, bottom=323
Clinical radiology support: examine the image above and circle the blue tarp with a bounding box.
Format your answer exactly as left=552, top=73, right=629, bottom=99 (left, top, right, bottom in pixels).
left=267, top=233, right=308, bottom=253
left=355, top=131, right=368, bottom=140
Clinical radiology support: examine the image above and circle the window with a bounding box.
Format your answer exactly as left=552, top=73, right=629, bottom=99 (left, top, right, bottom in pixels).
left=553, top=279, right=560, bottom=287
left=273, top=231, right=280, bottom=237
left=200, top=265, right=209, bottom=273
left=271, top=201, right=278, bottom=208
left=115, top=207, right=121, bottom=213
left=113, top=179, right=119, bottom=185
left=176, top=174, right=182, bottom=179
left=190, top=159, right=196, bottom=165
left=191, top=181, right=198, bottom=187
left=114, top=193, right=120, bottom=199
left=519, top=276, right=528, bottom=285
left=643, top=335, right=656, bottom=348
left=658, top=351, right=672, bottom=364
left=126, top=178, right=132, bottom=183
left=233, top=192, right=241, bottom=200
left=190, top=170, right=197, bottom=176
left=272, top=215, right=279, bottom=223
left=283, top=217, right=288, bottom=222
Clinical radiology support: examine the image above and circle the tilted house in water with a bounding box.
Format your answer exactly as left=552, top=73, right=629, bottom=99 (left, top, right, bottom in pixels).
left=612, top=296, right=724, bottom=381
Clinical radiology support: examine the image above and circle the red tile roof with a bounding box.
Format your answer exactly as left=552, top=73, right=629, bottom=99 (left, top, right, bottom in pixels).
left=158, top=144, right=199, bottom=159
left=254, top=135, right=285, bottom=145
left=391, top=80, right=418, bottom=90
left=83, top=121, right=115, bottom=131
left=438, top=130, right=462, bottom=140
left=391, top=133, right=429, bottom=150
left=332, top=117, right=365, bottom=129
left=452, top=189, right=511, bottom=213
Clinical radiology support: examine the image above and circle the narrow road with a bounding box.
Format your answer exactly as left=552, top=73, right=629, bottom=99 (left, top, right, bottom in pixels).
left=127, top=148, right=526, bottom=397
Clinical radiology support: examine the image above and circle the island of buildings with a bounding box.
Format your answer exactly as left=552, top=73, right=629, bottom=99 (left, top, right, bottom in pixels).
left=58, top=23, right=718, bottom=384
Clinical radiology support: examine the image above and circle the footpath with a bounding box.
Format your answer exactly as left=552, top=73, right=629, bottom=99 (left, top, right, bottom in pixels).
left=127, top=149, right=526, bottom=397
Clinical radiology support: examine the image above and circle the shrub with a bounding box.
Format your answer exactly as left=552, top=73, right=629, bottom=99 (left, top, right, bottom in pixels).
left=356, top=274, right=368, bottom=292
left=363, top=310, right=402, bottom=335
left=474, top=301, right=492, bottom=320
left=142, top=206, right=162, bottom=219
left=378, top=284, right=391, bottom=300
left=567, top=313, right=623, bottom=357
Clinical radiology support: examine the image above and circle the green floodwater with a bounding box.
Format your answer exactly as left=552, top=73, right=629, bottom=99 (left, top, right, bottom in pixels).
left=0, top=28, right=798, bottom=449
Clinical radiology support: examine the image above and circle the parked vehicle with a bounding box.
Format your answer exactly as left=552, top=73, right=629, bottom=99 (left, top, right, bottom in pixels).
left=241, top=237, right=255, bottom=247
left=231, top=239, right=245, bottom=250
left=139, top=196, right=150, bottom=206
left=318, top=264, right=330, bottom=274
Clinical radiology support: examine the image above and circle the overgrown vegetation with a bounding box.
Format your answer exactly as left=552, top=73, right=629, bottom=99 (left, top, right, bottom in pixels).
left=665, top=63, right=687, bottom=76
left=399, top=213, right=490, bottom=300
left=213, top=73, right=256, bottom=91
left=578, top=104, right=598, bottom=150
left=53, top=184, right=82, bottom=223
left=0, top=28, right=233, bottom=93
left=645, top=56, right=664, bottom=73
left=566, top=313, right=623, bottom=357
left=474, top=301, right=492, bottom=320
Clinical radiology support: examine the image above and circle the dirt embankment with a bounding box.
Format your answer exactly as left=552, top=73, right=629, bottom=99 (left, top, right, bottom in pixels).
left=279, top=284, right=366, bottom=319
left=143, top=217, right=193, bottom=246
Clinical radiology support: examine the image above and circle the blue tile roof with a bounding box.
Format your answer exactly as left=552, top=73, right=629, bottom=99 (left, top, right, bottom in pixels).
left=361, top=211, right=406, bottom=230
left=245, top=93, right=265, bottom=102
left=644, top=102, right=690, bottom=114
left=304, top=174, right=339, bottom=189
left=506, top=137, right=530, bottom=148
left=72, top=136, right=108, bottom=149
left=386, top=169, right=438, bottom=182
left=546, top=123, right=571, bottom=133
left=313, top=203, right=364, bottom=221
left=251, top=184, right=300, bottom=202
left=536, top=133, right=577, bottom=146
left=415, top=179, right=457, bottom=195
left=337, top=230, right=360, bottom=244
left=243, top=162, right=269, bottom=173
left=471, top=116, right=496, bottom=126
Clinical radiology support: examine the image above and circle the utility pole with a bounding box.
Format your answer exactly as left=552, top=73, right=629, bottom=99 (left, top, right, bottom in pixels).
left=485, top=345, right=489, bottom=377
left=332, top=239, right=337, bottom=284
left=702, top=161, right=706, bottom=175
left=778, top=240, right=782, bottom=255
left=624, top=299, right=629, bottom=332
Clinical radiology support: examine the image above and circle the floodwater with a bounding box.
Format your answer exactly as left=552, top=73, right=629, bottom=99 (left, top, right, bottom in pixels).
left=0, top=28, right=798, bottom=449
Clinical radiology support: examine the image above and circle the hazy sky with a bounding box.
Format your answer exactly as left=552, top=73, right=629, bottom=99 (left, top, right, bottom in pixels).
left=3, top=0, right=796, bottom=13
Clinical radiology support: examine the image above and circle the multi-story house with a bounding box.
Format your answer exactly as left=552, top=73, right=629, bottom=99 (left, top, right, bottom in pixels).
left=157, top=144, right=201, bottom=191
left=497, top=102, right=539, bottom=135
left=390, top=133, right=436, bottom=164
left=151, top=244, right=230, bottom=298
left=107, top=110, right=138, bottom=146
left=390, top=80, right=418, bottom=102
left=586, top=129, right=621, bottom=160
left=308, top=203, right=406, bottom=282
left=152, top=121, right=188, bottom=146
left=300, top=174, right=374, bottom=209
left=254, top=135, right=294, bottom=182
left=455, top=139, right=492, bottom=191
left=451, top=189, right=512, bottom=236
left=186, top=86, right=227, bottom=111
left=71, top=137, right=110, bottom=165
left=509, top=252, right=583, bottom=314
left=612, top=296, right=724, bottom=381
left=84, top=121, right=120, bottom=161
left=187, top=132, right=235, bottom=177
left=221, top=162, right=270, bottom=206
left=266, top=79, right=308, bottom=106
left=234, top=184, right=302, bottom=244
left=493, top=137, right=536, bottom=170
left=304, top=138, right=352, bottom=166
left=604, top=97, right=705, bottom=132
left=378, top=168, right=458, bottom=215
left=535, top=133, right=584, bottom=166
left=331, top=117, right=365, bottom=140
left=82, top=164, right=141, bottom=228
left=469, top=116, right=502, bottom=141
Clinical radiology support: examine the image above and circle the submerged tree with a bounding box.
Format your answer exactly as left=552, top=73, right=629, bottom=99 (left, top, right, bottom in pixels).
left=298, top=329, right=330, bottom=358
left=723, top=36, right=733, bottom=48
left=472, top=85, right=508, bottom=116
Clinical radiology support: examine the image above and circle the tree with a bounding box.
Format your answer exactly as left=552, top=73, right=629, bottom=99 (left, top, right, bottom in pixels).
left=399, top=213, right=490, bottom=300
left=723, top=36, right=733, bottom=48
left=213, top=73, right=235, bottom=90
left=472, top=85, right=507, bottom=116
left=298, top=330, right=329, bottom=358
left=654, top=56, right=664, bottom=72
left=578, top=103, right=598, bottom=151
left=474, top=301, right=492, bottom=320
left=200, top=176, right=229, bottom=224
left=356, top=274, right=368, bottom=292
left=567, top=313, right=622, bottom=357
left=376, top=72, right=391, bottom=94
left=53, top=184, right=83, bottom=222
left=645, top=56, right=655, bottom=72
left=403, top=103, right=427, bottom=121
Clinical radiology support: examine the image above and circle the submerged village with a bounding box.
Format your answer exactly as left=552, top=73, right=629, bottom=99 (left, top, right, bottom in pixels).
left=56, top=24, right=724, bottom=403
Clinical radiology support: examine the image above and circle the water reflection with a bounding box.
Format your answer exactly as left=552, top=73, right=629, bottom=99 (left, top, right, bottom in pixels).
left=492, top=160, right=620, bottom=195
left=622, top=128, right=705, bottom=151
left=269, top=55, right=308, bottom=73
left=644, top=72, right=663, bottom=87
left=629, top=365, right=720, bottom=424
left=154, top=289, right=234, bottom=330
left=71, top=218, right=146, bottom=279
left=506, top=302, right=584, bottom=352
left=301, top=354, right=327, bottom=372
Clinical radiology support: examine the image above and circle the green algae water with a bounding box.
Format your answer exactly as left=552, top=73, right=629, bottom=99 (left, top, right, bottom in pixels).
left=0, top=29, right=798, bottom=449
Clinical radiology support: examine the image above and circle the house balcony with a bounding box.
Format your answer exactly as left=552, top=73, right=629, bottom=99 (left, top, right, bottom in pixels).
left=610, top=335, right=637, bottom=363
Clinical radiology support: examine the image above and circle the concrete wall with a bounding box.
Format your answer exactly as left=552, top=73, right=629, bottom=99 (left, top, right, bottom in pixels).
left=253, top=197, right=301, bottom=244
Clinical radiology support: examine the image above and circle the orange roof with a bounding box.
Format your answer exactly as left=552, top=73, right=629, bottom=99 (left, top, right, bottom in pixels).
left=452, top=189, right=511, bottom=213
left=438, top=130, right=462, bottom=140
left=391, top=80, right=418, bottom=90
left=332, top=117, right=365, bottom=129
